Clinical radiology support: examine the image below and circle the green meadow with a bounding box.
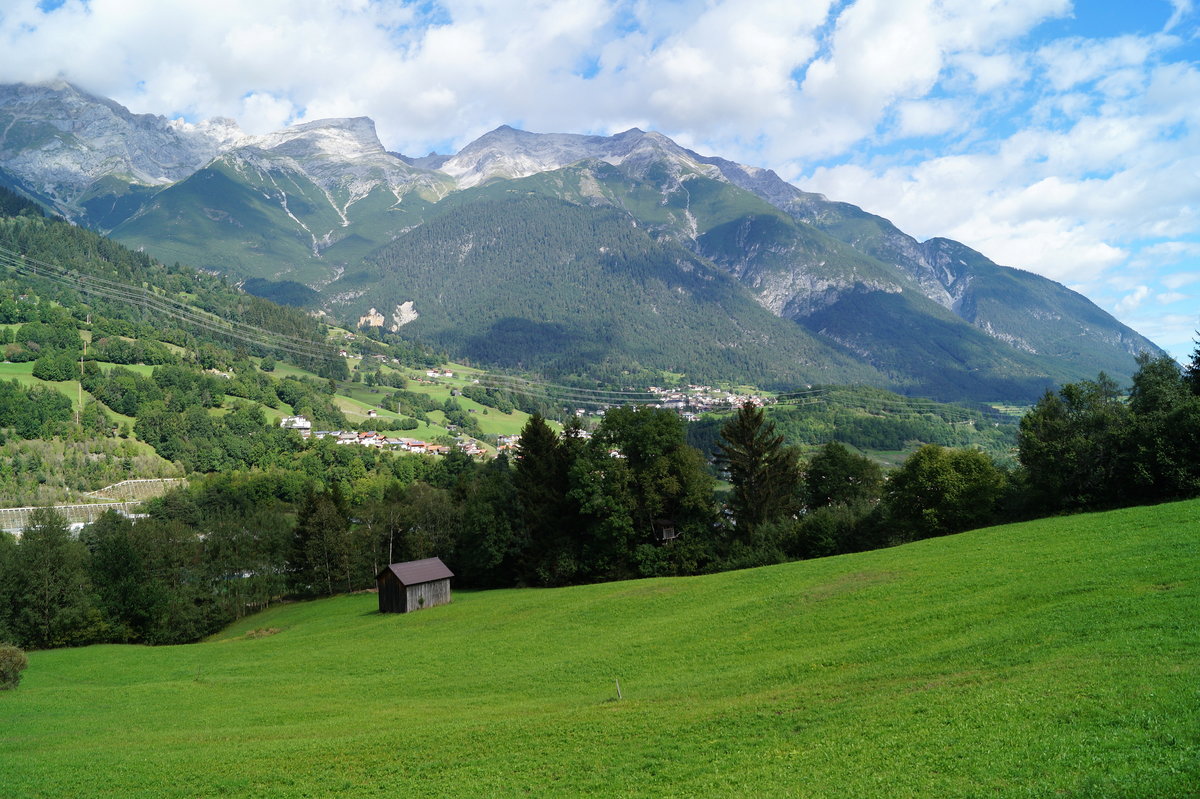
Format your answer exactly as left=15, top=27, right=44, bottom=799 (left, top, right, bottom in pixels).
left=2, top=501, right=1197, bottom=798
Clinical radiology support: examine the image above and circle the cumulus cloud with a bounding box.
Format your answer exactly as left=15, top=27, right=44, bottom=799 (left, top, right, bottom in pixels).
left=1115, top=285, right=1152, bottom=314
left=0, top=0, right=1197, bottom=352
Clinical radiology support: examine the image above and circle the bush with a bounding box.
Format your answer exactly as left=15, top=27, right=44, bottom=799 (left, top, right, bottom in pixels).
left=0, top=644, right=28, bottom=690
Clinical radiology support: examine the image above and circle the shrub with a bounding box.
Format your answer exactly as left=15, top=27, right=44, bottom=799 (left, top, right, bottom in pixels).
left=0, top=644, right=28, bottom=690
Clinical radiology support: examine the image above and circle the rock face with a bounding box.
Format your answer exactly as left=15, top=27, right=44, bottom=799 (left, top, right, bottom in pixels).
left=437, top=125, right=725, bottom=188
left=231, top=117, right=453, bottom=212
left=0, top=81, right=241, bottom=216
left=0, top=81, right=1166, bottom=399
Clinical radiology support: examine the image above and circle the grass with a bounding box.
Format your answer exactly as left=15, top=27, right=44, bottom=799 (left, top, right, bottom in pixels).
left=0, top=361, right=77, bottom=402
left=0, top=361, right=150, bottom=419
left=263, top=359, right=529, bottom=437
left=3, top=500, right=1197, bottom=797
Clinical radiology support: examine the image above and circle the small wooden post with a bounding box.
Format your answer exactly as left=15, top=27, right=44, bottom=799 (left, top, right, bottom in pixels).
left=615, top=678, right=622, bottom=700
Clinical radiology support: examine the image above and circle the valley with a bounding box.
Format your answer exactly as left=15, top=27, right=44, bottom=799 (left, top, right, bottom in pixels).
left=0, top=78, right=1195, bottom=799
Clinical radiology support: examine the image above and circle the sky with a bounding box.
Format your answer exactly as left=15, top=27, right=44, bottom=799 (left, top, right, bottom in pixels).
left=1, top=0, right=1197, bottom=362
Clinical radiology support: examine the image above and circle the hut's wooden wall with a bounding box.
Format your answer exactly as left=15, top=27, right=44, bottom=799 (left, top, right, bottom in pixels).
left=377, top=574, right=404, bottom=613
left=404, top=579, right=451, bottom=612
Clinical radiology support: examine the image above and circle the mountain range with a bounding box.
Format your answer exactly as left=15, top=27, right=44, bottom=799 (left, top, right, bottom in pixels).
left=0, top=80, right=1164, bottom=401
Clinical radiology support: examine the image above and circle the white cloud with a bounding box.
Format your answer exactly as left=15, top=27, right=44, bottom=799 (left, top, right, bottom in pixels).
left=1120, top=312, right=1196, bottom=362
left=1164, top=0, right=1194, bottom=32
left=1036, top=34, right=1164, bottom=92
left=1162, top=270, right=1200, bottom=289
left=1115, top=285, right=1152, bottom=314
left=894, top=98, right=970, bottom=138
left=239, top=92, right=297, bottom=134
left=0, top=0, right=1196, bottom=353
left=950, top=51, right=1027, bottom=93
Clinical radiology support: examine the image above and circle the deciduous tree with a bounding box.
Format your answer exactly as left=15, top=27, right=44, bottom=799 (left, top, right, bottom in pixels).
left=885, top=445, right=1006, bottom=540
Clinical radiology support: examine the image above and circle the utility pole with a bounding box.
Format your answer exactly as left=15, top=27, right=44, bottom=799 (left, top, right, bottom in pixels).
left=77, top=314, right=89, bottom=425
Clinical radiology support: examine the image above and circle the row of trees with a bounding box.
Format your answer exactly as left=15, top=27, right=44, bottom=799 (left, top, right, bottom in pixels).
left=0, top=402, right=1005, bottom=649
left=1019, top=353, right=1200, bottom=512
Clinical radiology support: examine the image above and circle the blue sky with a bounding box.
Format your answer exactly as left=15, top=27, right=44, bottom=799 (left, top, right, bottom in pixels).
left=0, top=0, right=1197, bottom=362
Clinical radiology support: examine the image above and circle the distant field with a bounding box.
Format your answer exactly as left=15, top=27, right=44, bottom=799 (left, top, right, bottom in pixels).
left=3, top=500, right=1196, bottom=797
left=263, top=361, right=321, bottom=381
left=0, top=361, right=88, bottom=410
left=400, top=364, right=533, bottom=437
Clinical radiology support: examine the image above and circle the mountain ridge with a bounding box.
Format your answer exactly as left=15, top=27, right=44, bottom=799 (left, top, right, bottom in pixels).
left=0, top=81, right=1165, bottom=401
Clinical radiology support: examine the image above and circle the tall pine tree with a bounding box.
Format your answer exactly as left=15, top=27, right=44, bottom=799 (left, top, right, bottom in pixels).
left=716, top=402, right=802, bottom=540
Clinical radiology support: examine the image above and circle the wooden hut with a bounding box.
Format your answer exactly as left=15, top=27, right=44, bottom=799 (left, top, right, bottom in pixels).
left=376, top=557, right=454, bottom=613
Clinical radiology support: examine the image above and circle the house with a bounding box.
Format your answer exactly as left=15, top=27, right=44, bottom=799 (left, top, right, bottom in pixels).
left=376, top=557, right=454, bottom=613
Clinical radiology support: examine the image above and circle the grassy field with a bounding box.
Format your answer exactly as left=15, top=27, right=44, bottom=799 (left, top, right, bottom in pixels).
left=3, top=502, right=1197, bottom=797
left=0, top=361, right=151, bottom=433
left=0, top=361, right=83, bottom=407
left=265, top=359, right=532, bottom=439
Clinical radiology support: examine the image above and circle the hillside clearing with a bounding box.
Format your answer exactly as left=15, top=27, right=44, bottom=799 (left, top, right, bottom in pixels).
left=2, top=500, right=1197, bottom=798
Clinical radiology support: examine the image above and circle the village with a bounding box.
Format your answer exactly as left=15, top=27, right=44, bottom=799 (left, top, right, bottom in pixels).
left=277, top=382, right=768, bottom=461
left=278, top=412, right=511, bottom=458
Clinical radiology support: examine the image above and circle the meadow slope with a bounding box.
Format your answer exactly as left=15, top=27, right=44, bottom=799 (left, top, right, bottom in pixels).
left=2, top=501, right=1197, bottom=798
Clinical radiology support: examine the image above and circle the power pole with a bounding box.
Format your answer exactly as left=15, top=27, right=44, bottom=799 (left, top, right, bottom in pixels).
left=76, top=314, right=89, bottom=425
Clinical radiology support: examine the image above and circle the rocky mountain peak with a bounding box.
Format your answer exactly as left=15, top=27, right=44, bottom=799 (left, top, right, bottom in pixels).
left=0, top=80, right=241, bottom=211
left=245, top=117, right=385, bottom=161
left=437, top=124, right=720, bottom=188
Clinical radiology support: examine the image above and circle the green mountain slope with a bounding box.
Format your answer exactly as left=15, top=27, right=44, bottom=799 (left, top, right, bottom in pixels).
left=402, top=161, right=1098, bottom=399
left=110, top=119, right=454, bottom=285
left=784, top=198, right=1164, bottom=380
left=5, top=499, right=1196, bottom=797
left=331, top=194, right=883, bottom=387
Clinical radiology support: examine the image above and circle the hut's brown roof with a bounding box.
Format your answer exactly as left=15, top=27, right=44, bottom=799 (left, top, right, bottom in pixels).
left=377, top=557, right=454, bottom=586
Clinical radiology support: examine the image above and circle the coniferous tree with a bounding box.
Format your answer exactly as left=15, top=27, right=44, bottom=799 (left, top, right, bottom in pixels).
left=1186, top=335, right=1200, bottom=396
left=13, top=508, right=97, bottom=649
left=453, top=455, right=525, bottom=587
left=514, top=413, right=580, bottom=585
left=716, top=402, right=802, bottom=540
left=82, top=511, right=152, bottom=642
left=0, top=532, right=18, bottom=643
left=292, top=488, right=350, bottom=596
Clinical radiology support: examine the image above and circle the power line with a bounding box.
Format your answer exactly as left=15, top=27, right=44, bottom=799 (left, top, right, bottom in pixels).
left=0, top=243, right=337, bottom=361
left=0, top=242, right=1022, bottom=424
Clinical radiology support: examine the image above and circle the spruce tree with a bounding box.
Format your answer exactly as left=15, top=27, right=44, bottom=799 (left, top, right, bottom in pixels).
left=1186, top=335, right=1200, bottom=396
left=514, top=414, right=579, bottom=584
left=716, top=402, right=802, bottom=539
